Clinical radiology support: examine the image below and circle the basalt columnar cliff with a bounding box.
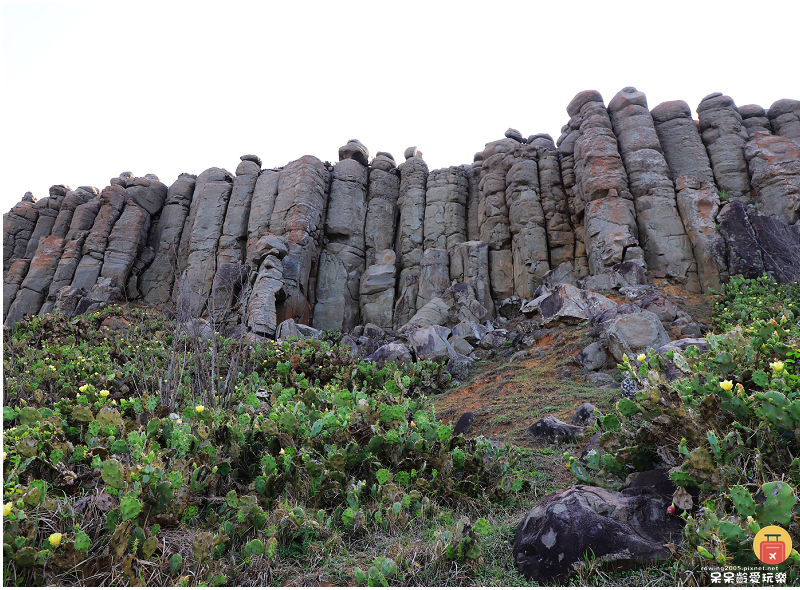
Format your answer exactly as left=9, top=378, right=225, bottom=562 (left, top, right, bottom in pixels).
left=4, top=88, right=800, bottom=335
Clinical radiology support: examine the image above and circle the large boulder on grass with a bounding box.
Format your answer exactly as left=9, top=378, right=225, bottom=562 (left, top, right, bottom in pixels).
left=513, top=480, right=683, bottom=582
left=606, top=310, right=670, bottom=362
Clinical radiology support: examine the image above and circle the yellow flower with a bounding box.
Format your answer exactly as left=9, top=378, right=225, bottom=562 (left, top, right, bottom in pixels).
left=79, top=384, right=88, bottom=393
left=3, top=503, right=11, bottom=517
left=279, top=448, right=286, bottom=455
left=49, top=533, right=62, bottom=547
left=195, top=405, right=205, bottom=414
left=770, top=361, right=785, bottom=372
left=2, top=452, right=6, bottom=461
left=746, top=516, right=754, bottom=524
left=720, top=380, right=734, bottom=391
left=99, top=390, right=110, bottom=397
left=637, top=353, right=646, bottom=362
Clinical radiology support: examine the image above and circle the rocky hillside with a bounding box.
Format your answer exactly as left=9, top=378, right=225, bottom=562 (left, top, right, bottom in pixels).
left=4, top=88, right=800, bottom=336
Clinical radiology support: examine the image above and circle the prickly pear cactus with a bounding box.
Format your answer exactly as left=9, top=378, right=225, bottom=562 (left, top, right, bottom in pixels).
left=101, top=458, right=125, bottom=489
left=730, top=485, right=756, bottom=516
left=756, top=481, right=797, bottom=526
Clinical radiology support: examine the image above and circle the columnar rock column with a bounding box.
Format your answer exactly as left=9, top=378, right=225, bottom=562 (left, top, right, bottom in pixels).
left=39, top=235, right=87, bottom=315
left=246, top=169, right=280, bottom=256
left=3, top=194, right=39, bottom=273
left=465, top=162, right=482, bottom=242
left=51, top=187, right=96, bottom=238
left=140, top=173, right=197, bottom=305
left=246, top=235, right=288, bottom=337
left=72, top=185, right=127, bottom=291
left=364, top=152, right=400, bottom=267
left=507, top=143, right=550, bottom=298
left=478, top=137, right=517, bottom=301
left=557, top=109, right=592, bottom=277
left=416, top=248, right=450, bottom=311
left=312, top=142, right=368, bottom=333
left=608, top=87, right=698, bottom=290
left=270, top=155, right=330, bottom=325
left=651, top=100, right=716, bottom=185
left=174, top=168, right=233, bottom=317
left=100, top=175, right=167, bottom=299
left=3, top=259, right=30, bottom=318
left=396, top=150, right=428, bottom=289
left=697, top=93, right=751, bottom=199
left=423, top=166, right=468, bottom=252
left=567, top=90, right=641, bottom=275
left=530, top=134, right=575, bottom=270
left=450, top=240, right=494, bottom=317
left=218, top=155, right=261, bottom=267
left=739, top=104, right=772, bottom=138
left=393, top=274, right=419, bottom=333
left=768, top=99, right=800, bottom=144
left=25, top=185, right=68, bottom=258
left=744, top=134, right=800, bottom=225
left=5, top=235, right=65, bottom=325
left=360, top=248, right=397, bottom=332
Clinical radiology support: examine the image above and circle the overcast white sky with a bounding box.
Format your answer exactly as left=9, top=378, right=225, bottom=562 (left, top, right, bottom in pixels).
left=2, top=1, right=799, bottom=214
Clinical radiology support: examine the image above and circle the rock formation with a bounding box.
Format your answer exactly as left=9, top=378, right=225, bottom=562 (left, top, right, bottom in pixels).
left=4, top=87, right=800, bottom=331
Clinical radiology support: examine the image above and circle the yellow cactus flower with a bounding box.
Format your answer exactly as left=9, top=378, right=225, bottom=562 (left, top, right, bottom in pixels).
left=637, top=353, right=646, bottom=362
left=195, top=405, right=205, bottom=414
left=2, top=452, right=6, bottom=461
left=49, top=533, right=62, bottom=547
left=279, top=448, right=286, bottom=455
left=79, top=384, right=88, bottom=393
left=99, top=390, right=110, bottom=397
left=746, top=516, right=754, bottom=524
left=770, top=360, right=785, bottom=372
left=719, top=380, right=734, bottom=391
left=3, top=503, right=11, bottom=517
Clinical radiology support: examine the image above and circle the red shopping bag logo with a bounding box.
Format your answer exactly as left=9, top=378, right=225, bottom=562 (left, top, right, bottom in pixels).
left=754, top=526, right=792, bottom=565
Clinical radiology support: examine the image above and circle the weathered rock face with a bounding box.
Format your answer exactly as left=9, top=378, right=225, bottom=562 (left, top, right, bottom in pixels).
left=507, top=144, right=550, bottom=298
left=140, top=173, right=197, bottom=305
left=608, top=88, right=698, bottom=290
left=5, top=88, right=800, bottom=331
left=768, top=99, right=800, bottom=144
left=365, top=157, right=400, bottom=266
left=449, top=240, right=494, bottom=317
left=174, top=168, right=233, bottom=317
left=3, top=198, right=39, bottom=272
left=744, top=134, right=800, bottom=225
left=423, top=166, right=468, bottom=252
left=396, top=156, right=428, bottom=287
left=270, top=156, right=330, bottom=325
left=539, top=283, right=617, bottom=326
left=697, top=93, right=751, bottom=199
left=651, top=100, right=716, bottom=185
left=513, top=481, right=682, bottom=582
left=313, top=155, right=368, bottom=333
left=606, top=310, right=671, bottom=362
left=531, top=135, right=575, bottom=270
left=359, top=249, right=397, bottom=332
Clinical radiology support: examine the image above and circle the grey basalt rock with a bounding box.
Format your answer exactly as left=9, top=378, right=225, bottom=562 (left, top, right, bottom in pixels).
left=673, top=175, right=728, bottom=292
left=365, top=159, right=400, bottom=266
left=739, top=104, right=772, bottom=138
left=746, top=209, right=800, bottom=284
left=744, top=133, right=800, bottom=225
left=359, top=249, right=397, bottom=332
left=246, top=169, right=280, bottom=257
left=246, top=234, right=289, bottom=338
left=530, top=135, right=575, bottom=270
left=423, top=166, right=468, bottom=252
left=339, top=139, right=369, bottom=166
left=526, top=415, right=583, bottom=440
left=449, top=240, right=494, bottom=318
left=570, top=403, right=598, bottom=426
left=140, top=173, right=197, bottom=305
left=364, top=342, right=413, bottom=368
left=269, top=156, right=330, bottom=325
left=393, top=273, right=419, bottom=333
left=3, top=197, right=39, bottom=272
left=608, top=87, right=698, bottom=291
left=24, top=187, right=67, bottom=258
left=396, top=156, right=428, bottom=287
left=583, top=197, right=643, bottom=274
left=697, top=93, right=751, bottom=199
left=3, top=258, right=30, bottom=318
left=416, top=248, right=450, bottom=311
left=768, top=99, right=800, bottom=144
left=539, top=283, right=617, bottom=326
left=313, top=157, right=368, bottom=333
left=651, top=100, right=716, bottom=185
left=99, top=198, right=151, bottom=295
left=72, top=185, right=127, bottom=292
left=5, top=235, right=65, bottom=325
left=507, top=144, right=550, bottom=297
left=39, top=234, right=88, bottom=315
left=465, top=163, right=482, bottom=242
left=606, top=310, right=670, bottom=362
left=478, top=138, right=518, bottom=301
left=217, top=156, right=261, bottom=267
left=513, top=480, right=682, bottom=582
left=51, top=187, right=95, bottom=239
left=405, top=324, right=454, bottom=363
left=717, top=202, right=764, bottom=279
